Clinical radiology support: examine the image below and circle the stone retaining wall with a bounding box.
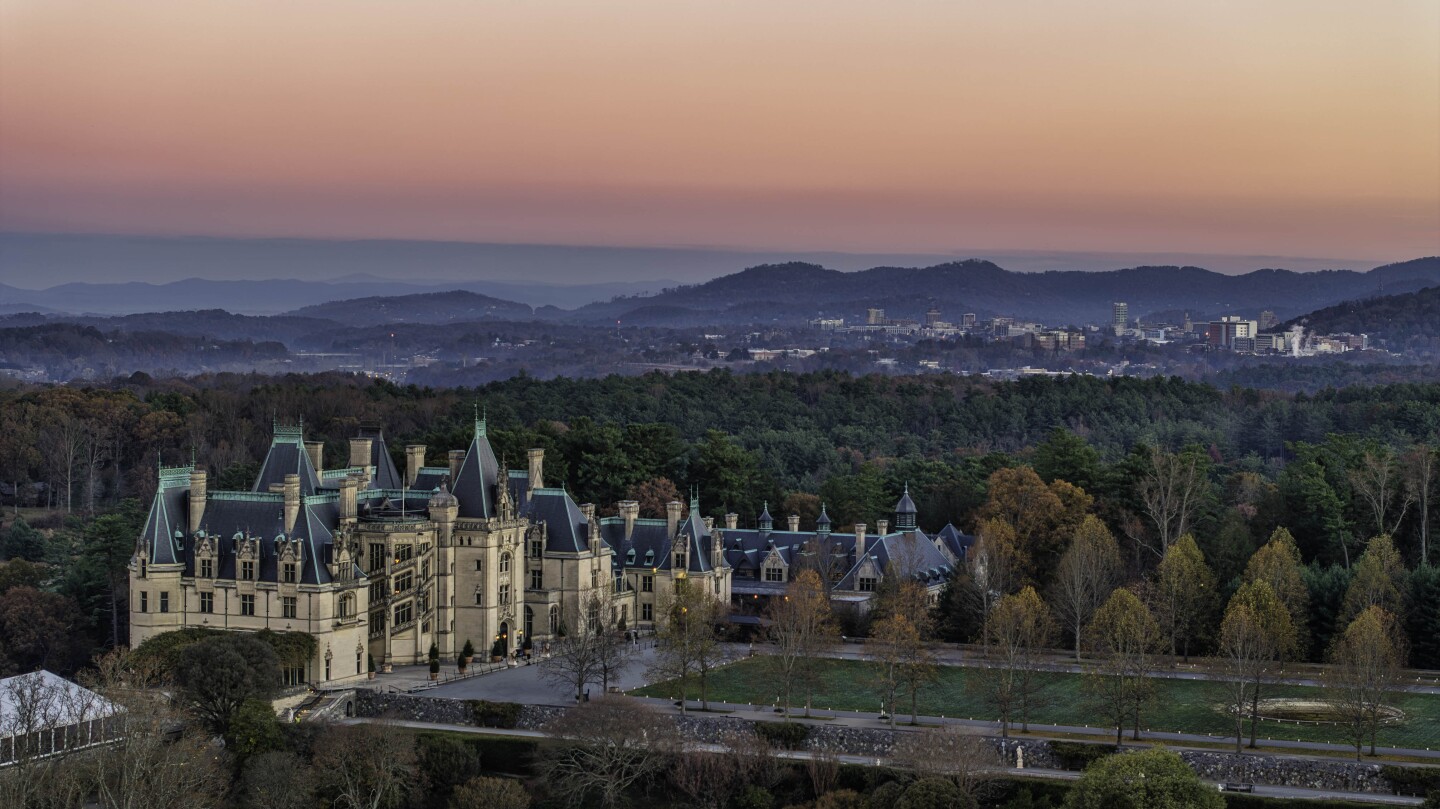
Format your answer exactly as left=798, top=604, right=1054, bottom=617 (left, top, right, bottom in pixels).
left=352, top=689, right=1395, bottom=794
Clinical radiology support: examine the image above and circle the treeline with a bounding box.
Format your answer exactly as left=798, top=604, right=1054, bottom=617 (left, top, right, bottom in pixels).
left=1281, top=285, right=1440, bottom=355
left=0, top=323, right=287, bottom=379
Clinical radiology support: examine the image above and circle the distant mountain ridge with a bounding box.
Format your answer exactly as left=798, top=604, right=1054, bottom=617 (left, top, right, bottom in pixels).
left=571, top=257, right=1440, bottom=325
left=290, top=290, right=533, bottom=326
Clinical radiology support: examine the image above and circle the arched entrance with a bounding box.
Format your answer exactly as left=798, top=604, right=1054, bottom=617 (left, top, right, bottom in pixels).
left=497, top=622, right=510, bottom=657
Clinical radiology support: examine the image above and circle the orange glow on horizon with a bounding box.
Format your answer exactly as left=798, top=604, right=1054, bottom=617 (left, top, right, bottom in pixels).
left=1, top=0, right=1436, bottom=261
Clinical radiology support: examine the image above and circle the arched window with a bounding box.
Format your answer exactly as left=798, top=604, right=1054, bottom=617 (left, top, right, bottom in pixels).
left=499, top=552, right=511, bottom=573
left=549, top=605, right=559, bottom=634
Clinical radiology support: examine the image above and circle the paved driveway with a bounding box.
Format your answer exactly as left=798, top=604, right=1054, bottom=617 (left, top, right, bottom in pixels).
left=419, top=645, right=662, bottom=705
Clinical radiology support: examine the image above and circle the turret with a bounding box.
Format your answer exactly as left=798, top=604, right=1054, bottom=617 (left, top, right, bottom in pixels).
left=758, top=502, right=773, bottom=533
left=816, top=504, right=832, bottom=536
left=894, top=484, right=918, bottom=531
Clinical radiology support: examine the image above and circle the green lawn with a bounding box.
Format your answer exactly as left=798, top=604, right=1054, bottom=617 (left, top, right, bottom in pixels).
left=631, top=657, right=1440, bottom=751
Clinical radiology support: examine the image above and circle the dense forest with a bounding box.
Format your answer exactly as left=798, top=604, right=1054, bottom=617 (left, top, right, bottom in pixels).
left=2, top=369, right=1439, bottom=673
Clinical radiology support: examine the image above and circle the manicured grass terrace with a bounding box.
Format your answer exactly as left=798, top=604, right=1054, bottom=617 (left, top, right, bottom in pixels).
left=632, top=657, right=1440, bottom=751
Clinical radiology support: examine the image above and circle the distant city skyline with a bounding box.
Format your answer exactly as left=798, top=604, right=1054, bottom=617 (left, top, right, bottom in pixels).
left=2, top=1, right=1437, bottom=279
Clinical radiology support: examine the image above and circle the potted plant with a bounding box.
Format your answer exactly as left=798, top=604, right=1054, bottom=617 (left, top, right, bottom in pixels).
left=367, top=653, right=376, bottom=680
left=490, top=637, right=506, bottom=663
left=461, top=639, right=475, bottom=667
left=428, top=642, right=440, bottom=681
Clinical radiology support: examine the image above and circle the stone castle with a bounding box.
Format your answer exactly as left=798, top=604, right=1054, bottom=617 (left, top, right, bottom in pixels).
left=130, top=416, right=971, bottom=685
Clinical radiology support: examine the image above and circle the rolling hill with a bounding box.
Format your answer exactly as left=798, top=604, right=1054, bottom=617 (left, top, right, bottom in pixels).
left=1281, top=285, right=1440, bottom=354
left=288, top=290, right=534, bottom=326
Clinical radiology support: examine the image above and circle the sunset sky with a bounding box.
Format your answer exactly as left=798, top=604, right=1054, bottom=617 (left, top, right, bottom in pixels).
left=2, top=0, right=1437, bottom=270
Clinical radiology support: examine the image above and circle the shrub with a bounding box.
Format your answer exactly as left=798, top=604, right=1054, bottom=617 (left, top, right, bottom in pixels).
left=225, top=698, right=285, bottom=760
left=897, top=777, right=973, bottom=809
left=815, top=790, right=865, bottom=809
left=754, top=721, right=809, bottom=749
left=1050, top=741, right=1117, bottom=771
left=461, top=639, right=475, bottom=660
left=449, top=776, right=530, bottom=809
left=419, top=734, right=482, bottom=799
left=734, top=785, right=777, bottom=809
left=1382, top=766, right=1440, bottom=797
left=468, top=700, right=522, bottom=729
left=865, top=781, right=905, bottom=809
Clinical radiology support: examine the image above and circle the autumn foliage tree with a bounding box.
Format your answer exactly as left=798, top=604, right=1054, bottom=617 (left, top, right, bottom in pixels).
left=1085, top=588, right=1160, bottom=745
left=1215, top=580, right=1298, bottom=751
left=765, top=568, right=838, bottom=717
left=1051, top=516, right=1122, bottom=660
left=1151, top=534, right=1217, bottom=661
left=1328, top=605, right=1407, bottom=759
left=976, top=585, right=1056, bottom=737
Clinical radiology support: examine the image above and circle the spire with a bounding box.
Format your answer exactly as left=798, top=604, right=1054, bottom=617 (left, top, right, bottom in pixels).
left=758, top=500, right=773, bottom=532
left=473, top=401, right=486, bottom=438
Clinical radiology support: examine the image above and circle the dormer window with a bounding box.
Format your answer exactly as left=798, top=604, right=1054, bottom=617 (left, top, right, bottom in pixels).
left=764, top=565, right=785, bottom=583
left=199, top=558, right=213, bottom=578
left=240, top=560, right=255, bottom=580
left=675, top=551, right=687, bottom=570
left=283, top=563, right=297, bottom=583
left=858, top=576, right=877, bottom=592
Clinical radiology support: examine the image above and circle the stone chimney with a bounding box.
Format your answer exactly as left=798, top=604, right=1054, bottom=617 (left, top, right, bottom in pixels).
left=348, top=437, right=372, bottom=469
left=619, top=500, right=639, bottom=537
left=405, top=444, right=426, bottom=487
left=527, top=448, right=545, bottom=491
left=703, top=516, right=715, bottom=532
left=725, top=513, right=738, bottom=530
left=188, top=469, right=207, bottom=534
left=877, top=519, right=889, bottom=536
left=580, top=503, right=599, bottom=552
left=448, top=450, right=465, bottom=483
left=788, top=514, right=800, bottom=532
left=283, top=473, right=301, bottom=534
left=855, top=523, right=868, bottom=560
left=666, top=501, right=684, bottom=537
left=339, top=475, right=358, bottom=521
left=304, top=441, right=324, bottom=473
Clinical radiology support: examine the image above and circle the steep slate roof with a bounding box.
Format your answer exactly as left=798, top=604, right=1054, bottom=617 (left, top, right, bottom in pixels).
left=356, top=425, right=404, bottom=490
left=600, top=517, right=672, bottom=572
left=253, top=425, right=322, bottom=495
left=523, top=488, right=589, bottom=553
left=835, top=529, right=952, bottom=591
left=451, top=417, right=500, bottom=519
left=675, top=500, right=718, bottom=574
left=141, top=467, right=191, bottom=565
left=412, top=468, right=449, bottom=493
left=935, top=523, right=976, bottom=562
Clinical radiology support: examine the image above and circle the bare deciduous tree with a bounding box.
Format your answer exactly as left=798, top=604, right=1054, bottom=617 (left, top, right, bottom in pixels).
left=540, top=697, right=681, bottom=808
left=1349, top=448, right=1414, bottom=540
left=890, top=725, right=1001, bottom=801
left=311, top=721, right=422, bottom=809
left=1135, top=447, right=1208, bottom=557
left=1403, top=443, right=1436, bottom=567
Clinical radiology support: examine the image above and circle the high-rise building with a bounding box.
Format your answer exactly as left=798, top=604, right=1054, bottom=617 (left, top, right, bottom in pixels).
left=1258, top=310, right=1278, bottom=330
left=1112, top=302, right=1129, bottom=333
left=924, top=306, right=942, bottom=327
left=1206, top=316, right=1258, bottom=348
left=866, top=308, right=886, bottom=326
left=961, top=313, right=977, bottom=328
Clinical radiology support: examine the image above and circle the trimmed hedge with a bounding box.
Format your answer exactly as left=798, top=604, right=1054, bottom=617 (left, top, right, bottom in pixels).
left=467, top=700, right=521, bottom=729
left=753, top=721, right=809, bottom=749
left=1049, top=741, right=1117, bottom=771
left=1382, top=766, right=1440, bottom=797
